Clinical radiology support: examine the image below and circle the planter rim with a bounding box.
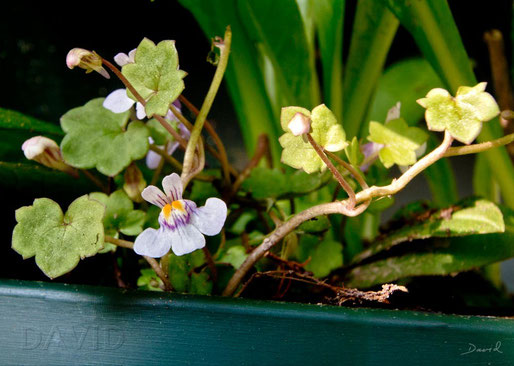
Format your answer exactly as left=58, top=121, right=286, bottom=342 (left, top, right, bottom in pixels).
left=1, top=279, right=513, bottom=366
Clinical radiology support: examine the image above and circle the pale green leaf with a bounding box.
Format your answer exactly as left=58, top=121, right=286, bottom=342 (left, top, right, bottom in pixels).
left=368, top=118, right=428, bottom=168
left=417, top=84, right=499, bottom=144
left=296, top=235, right=343, bottom=278
left=12, top=195, right=105, bottom=278
left=90, top=190, right=145, bottom=238
left=279, top=104, right=347, bottom=173
left=218, top=245, right=248, bottom=269
left=122, top=38, right=187, bottom=117
left=60, top=98, right=149, bottom=176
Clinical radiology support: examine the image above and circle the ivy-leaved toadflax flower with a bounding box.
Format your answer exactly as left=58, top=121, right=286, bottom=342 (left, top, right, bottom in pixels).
left=134, top=173, right=227, bottom=257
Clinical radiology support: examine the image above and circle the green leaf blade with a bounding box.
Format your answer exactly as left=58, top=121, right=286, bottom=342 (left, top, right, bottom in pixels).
left=60, top=99, right=149, bottom=176
left=122, top=38, right=187, bottom=117
left=12, top=195, right=105, bottom=278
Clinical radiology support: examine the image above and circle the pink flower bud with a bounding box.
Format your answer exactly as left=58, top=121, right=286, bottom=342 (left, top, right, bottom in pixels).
left=22, top=136, right=77, bottom=177
left=66, top=48, right=110, bottom=79
left=123, top=163, right=147, bottom=203
left=288, top=112, right=311, bottom=136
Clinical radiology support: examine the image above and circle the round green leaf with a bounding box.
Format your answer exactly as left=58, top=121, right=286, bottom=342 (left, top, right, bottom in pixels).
left=12, top=195, right=105, bottom=279
left=368, top=118, right=428, bottom=168
left=90, top=190, right=145, bottom=238
left=279, top=104, right=347, bottom=173
left=122, top=38, right=187, bottom=117
left=417, top=83, right=500, bottom=144
left=60, top=98, right=149, bottom=176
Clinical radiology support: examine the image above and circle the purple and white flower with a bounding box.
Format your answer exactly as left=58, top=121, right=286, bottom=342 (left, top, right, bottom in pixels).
left=134, top=173, right=227, bottom=257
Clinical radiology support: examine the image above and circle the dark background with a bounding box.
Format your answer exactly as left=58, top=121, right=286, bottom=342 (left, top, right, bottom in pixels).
left=1, top=0, right=513, bottom=287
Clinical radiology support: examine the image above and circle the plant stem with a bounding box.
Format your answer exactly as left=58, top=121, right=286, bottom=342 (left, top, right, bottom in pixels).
left=160, top=252, right=170, bottom=288
left=305, top=133, right=356, bottom=208
left=101, top=58, right=187, bottom=149
left=231, top=134, right=270, bottom=194
left=81, top=169, right=108, bottom=193
left=202, top=247, right=218, bottom=282
left=222, top=131, right=454, bottom=297
left=178, top=95, right=236, bottom=182
left=324, top=151, right=369, bottom=190
left=104, top=236, right=172, bottom=291
left=181, top=27, right=232, bottom=187
left=149, top=144, right=214, bottom=182
left=444, top=132, right=514, bottom=157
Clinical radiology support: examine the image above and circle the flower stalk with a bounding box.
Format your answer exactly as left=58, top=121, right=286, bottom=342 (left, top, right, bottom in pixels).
left=181, top=26, right=232, bottom=187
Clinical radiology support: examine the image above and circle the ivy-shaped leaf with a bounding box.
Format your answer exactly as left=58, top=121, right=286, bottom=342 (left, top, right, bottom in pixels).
left=60, top=98, right=149, bottom=176
left=241, top=167, right=327, bottom=199
left=279, top=104, right=348, bottom=173
left=352, top=199, right=505, bottom=264
left=416, top=82, right=499, bottom=144
left=137, top=268, right=164, bottom=292
left=218, top=245, right=248, bottom=269
left=90, top=190, right=145, bottom=237
left=295, top=234, right=343, bottom=278
left=122, top=38, right=187, bottom=117
left=12, top=195, right=105, bottom=278
left=167, top=250, right=212, bottom=295
left=367, top=118, right=428, bottom=168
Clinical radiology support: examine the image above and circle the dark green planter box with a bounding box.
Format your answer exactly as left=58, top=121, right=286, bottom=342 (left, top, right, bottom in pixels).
left=0, top=279, right=513, bottom=365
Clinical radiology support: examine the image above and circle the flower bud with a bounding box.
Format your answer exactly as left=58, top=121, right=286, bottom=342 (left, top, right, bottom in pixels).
left=123, top=163, right=146, bottom=203
left=22, top=136, right=77, bottom=177
left=66, top=48, right=110, bottom=79
left=288, top=112, right=311, bottom=136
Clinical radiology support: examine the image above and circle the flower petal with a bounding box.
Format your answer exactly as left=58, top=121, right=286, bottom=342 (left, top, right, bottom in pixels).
left=134, top=227, right=171, bottom=258
left=103, top=89, right=135, bottom=113
left=136, top=102, right=147, bottom=119
left=166, top=141, right=180, bottom=157
left=191, top=197, right=227, bottom=236
left=162, top=173, right=183, bottom=201
left=114, top=52, right=131, bottom=67
left=170, top=224, right=205, bottom=256
left=146, top=149, right=163, bottom=170
left=141, top=185, right=168, bottom=208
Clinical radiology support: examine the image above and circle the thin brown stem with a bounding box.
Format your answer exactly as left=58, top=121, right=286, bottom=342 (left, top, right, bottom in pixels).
left=306, top=133, right=356, bottom=208
left=324, top=151, right=369, bottom=190
left=104, top=236, right=172, bottom=291
left=484, top=30, right=514, bottom=113
left=81, top=170, right=108, bottom=193
left=231, top=134, right=270, bottom=194
left=160, top=252, right=170, bottom=287
left=202, top=247, right=218, bottom=282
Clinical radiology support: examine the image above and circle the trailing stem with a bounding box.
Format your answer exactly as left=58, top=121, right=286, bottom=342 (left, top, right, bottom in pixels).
left=104, top=236, right=172, bottom=291
left=305, top=133, right=356, bottom=208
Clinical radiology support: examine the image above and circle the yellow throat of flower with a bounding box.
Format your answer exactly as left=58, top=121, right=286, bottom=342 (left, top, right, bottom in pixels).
left=162, top=201, right=185, bottom=220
